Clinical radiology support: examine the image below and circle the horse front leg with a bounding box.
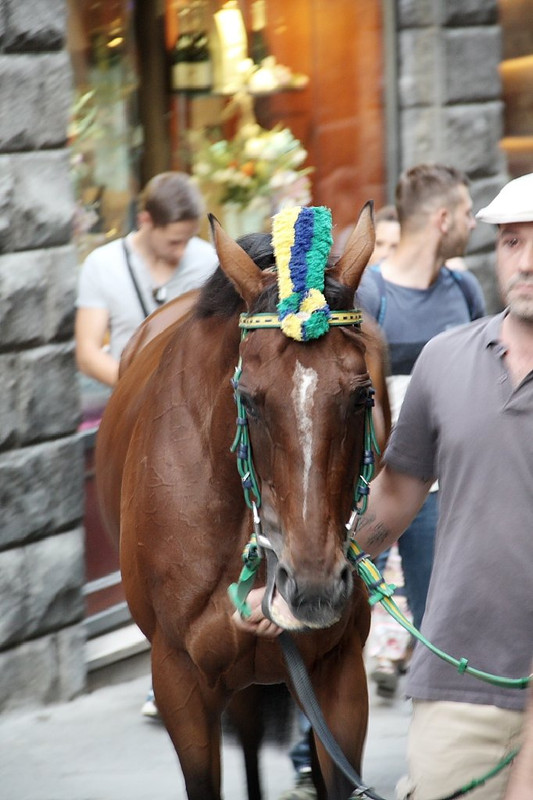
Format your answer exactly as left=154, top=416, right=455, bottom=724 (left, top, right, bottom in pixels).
left=151, top=629, right=224, bottom=800
left=226, top=685, right=265, bottom=800
left=310, top=633, right=369, bottom=800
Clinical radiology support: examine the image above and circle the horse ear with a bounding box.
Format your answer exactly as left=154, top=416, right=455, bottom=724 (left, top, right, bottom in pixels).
left=330, top=201, right=375, bottom=291
left=209, top=214, right=265, bottom=309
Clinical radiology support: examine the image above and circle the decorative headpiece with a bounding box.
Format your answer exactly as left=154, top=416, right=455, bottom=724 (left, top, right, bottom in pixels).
left=272, top=206, right=333, bottom=341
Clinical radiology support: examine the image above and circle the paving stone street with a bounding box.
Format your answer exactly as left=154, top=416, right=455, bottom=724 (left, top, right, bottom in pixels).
left=1, top=669, right=410, bottom=800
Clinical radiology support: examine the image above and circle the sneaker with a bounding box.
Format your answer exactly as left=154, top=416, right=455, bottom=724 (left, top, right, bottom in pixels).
left=370, top=661, right=399, bottom=699
left=396, top=657, right=410, bottom=676
left=397, top=637, right=415, bottom=675
left=141, top=689, right=160, bottom=718
left=277, top=770, right=317, bottom=800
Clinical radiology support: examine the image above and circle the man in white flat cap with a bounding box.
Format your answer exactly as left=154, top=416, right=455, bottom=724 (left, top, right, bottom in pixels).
left=234, top=174, right=533, bottom=800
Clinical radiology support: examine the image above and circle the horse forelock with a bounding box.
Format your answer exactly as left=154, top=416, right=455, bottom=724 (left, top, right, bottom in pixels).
left=251, top=272, right=356, bottom=315
left=195, top=226, right=359, bottom=321
left=195, top=232, right=275, bottom=320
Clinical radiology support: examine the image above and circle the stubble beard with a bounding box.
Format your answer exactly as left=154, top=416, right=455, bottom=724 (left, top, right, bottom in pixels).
left=441, top=228, right=468, bottom=262
left=504, top=275, right=533, bottom=322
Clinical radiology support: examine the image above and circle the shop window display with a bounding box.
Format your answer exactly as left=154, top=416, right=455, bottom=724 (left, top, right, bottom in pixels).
left=67, top=0, right=143, bottom=628
left=68, top=0, right=143, bottom=417
left=67, top=0, right=142, bottom=265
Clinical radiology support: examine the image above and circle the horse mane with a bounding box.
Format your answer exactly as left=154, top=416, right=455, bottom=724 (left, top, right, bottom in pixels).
left=194, top=231, right=356, bottom=319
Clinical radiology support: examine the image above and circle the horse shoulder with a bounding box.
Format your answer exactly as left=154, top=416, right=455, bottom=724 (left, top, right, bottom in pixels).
left=119, top=289, right=199, bottom=376
left=95, top=315, right=188, bottom=546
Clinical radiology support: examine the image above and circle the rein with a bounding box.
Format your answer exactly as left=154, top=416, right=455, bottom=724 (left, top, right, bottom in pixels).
left=346, top=541, right=531, bottom=692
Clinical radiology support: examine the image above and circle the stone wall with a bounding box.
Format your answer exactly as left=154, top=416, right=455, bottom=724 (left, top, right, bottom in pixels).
left=0, top=0, right=86, bottom=711
left=397, top=0, right=507, bottom=312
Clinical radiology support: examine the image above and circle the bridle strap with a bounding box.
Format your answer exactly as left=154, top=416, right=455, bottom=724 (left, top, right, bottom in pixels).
left=239, top=309, right=363, bottom=331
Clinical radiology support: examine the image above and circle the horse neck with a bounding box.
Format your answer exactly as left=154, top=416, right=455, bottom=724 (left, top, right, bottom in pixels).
left=173, top=312, right=249, bottom=513
left=176, top=312, right=242, bottom=413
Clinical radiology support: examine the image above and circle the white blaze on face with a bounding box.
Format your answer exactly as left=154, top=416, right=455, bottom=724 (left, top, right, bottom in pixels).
left=291, top=362, right=318, bottom=520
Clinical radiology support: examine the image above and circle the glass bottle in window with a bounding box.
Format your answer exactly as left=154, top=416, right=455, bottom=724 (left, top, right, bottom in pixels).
left=189, top=1, right=213, bottom=92
left=171, top=6, right=194, bottom=91
left=250, top=0, right=269, bottom=65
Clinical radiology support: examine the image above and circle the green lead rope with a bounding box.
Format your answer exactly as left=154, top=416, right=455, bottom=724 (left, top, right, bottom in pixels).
left=228, top=347, right=264, bottom=618
left=227, top=531, right=262, bottom=619
left=347, top=538, right=531, bottom=691
left=436, top=747, right=519, bottom=800
left=353, top=390, right=380, bottom=516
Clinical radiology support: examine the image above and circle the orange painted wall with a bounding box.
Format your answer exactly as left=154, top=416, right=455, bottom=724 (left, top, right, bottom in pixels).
left=259, top=0, right=386, bottom=233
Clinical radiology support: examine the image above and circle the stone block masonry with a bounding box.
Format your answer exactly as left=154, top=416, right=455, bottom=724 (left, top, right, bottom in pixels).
left=0, top=0, right=87, bottom=712
left=397, top=0, right=507, bottom=313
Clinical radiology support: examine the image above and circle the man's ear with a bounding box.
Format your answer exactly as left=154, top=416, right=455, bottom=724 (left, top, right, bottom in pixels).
left=138, top=210, right=153, bottom=229
left=437, top=206, right=450, bottom=234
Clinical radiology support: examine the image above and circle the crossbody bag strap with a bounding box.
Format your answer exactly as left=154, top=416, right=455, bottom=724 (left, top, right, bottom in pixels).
left=122, top=238, right=151, bottom=319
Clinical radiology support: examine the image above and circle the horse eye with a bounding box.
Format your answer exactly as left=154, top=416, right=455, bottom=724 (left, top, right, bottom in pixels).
left=351, top=385, right=370, bottom=408
left=240, top=393, right=259, bottom=419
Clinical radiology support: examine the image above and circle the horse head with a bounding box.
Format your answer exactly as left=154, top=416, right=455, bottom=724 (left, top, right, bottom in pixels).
left=210, top=204, right=375, bottom=632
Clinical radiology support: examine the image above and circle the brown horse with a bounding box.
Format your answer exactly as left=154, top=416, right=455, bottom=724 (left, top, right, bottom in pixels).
left=96, top=204, right=389, bottom=800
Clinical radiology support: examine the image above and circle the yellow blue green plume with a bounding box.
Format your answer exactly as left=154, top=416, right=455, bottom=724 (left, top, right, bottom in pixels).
left=272, top=206, right=333, bottom=341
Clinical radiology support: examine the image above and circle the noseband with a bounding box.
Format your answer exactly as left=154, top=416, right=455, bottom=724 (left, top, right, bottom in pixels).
left=228, top=309, right=380, bottom=616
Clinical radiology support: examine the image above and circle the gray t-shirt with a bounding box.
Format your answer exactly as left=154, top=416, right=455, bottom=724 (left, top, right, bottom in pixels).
left=384, top=312, right=533, bottom=710
left=357, top=264, right=486, bottom=376
left=77, top=233, right=218, bottom=359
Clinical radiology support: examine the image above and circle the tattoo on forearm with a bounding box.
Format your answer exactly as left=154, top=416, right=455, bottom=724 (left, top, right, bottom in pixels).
left=355, top=511, right=391, bottom=550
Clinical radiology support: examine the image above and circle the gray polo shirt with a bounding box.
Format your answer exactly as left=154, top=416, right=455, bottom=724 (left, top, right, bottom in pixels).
left=384, top=311, right=533, bottom=710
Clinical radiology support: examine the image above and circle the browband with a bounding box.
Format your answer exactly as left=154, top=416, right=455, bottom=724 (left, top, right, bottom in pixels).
left=239, top=310, right=363, bottom=330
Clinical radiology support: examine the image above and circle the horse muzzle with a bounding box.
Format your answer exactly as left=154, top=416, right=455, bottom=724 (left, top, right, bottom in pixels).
left=260, top=546, right=353, bottom=632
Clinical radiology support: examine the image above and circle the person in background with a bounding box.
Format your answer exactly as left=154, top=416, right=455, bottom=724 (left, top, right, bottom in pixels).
left=364, top=203, right=407, bottom=692
left=357, top=163, right=485, bottom=699
left=335, top=202, right=400, bottom=262
left=369, top=204, right=401, bottom=264
left=75, top=171, right=218, bottom=387
left=75, top=171, right=218, bottom=719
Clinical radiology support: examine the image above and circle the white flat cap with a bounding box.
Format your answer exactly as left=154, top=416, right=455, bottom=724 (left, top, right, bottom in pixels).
left=476, top=173, right=533, bottom=224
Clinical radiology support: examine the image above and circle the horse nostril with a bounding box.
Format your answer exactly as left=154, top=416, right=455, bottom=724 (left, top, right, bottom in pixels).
left=276, top=564, right=290, bottom=598
left=339, top=563, right=352, bottom=594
